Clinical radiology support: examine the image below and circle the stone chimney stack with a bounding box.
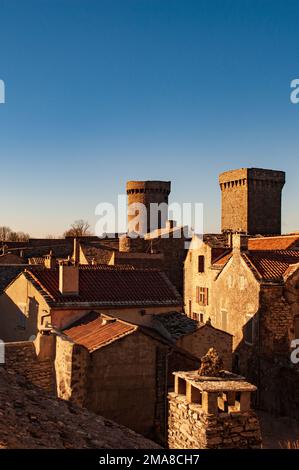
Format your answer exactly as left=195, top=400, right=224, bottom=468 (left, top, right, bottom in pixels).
left=44, top=250, right=56, bottom=269
left=231, top=233, right=249, bottom=253
left=168, top=365, right=261, bottom=449
left=59, top=259, right=79, bottom=296
left=73, top=238, right=80, bottom=265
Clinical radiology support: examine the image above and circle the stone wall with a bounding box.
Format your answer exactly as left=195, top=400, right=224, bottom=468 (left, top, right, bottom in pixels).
left=176, top=325, right=232, bottom=371
left=4, top=341, right=54, bottom=393
left=168, top=392, right=261, bottom=449
left=85, top=330, right=159, bottom=439
left=219, top=168, right=285, bottom=235
left=55, top=334, right=89, bottom=406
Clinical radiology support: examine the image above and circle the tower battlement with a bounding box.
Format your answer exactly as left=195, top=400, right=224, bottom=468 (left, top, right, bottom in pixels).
left=126, top=180, right=171, bottom=234
left=219, top=168, right=285, bottom=235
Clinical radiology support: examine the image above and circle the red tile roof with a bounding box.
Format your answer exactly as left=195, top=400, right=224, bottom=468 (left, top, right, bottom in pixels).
left=64, top=311, right=201, bottom=362
left=243, top=250, right=299, bottom=281
left=248, top=235, right=299, bottom=251
left=212, top=248, right=299, bottom=282
left=64, top=312, right=136, bottom=352
left=24, top=265, right=181, bottom=307
left=212, top=250, right=232, bottom=267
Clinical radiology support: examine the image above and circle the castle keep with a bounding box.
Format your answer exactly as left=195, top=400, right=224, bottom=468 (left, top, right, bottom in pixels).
left=126, top=180, right=171, bottom=234
left=219, top=168, right=285, bottom=235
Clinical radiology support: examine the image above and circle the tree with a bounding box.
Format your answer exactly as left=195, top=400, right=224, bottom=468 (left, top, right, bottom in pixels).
left=0, top=227, right=30, bottom=242
left=64, top=219, right=91, bottom=238
left=0, top=226, right=12, bottom=241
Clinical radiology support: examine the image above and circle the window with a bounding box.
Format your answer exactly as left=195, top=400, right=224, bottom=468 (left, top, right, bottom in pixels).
left=192, top=312, right=204, bottom=323
left=221, top=309, right=228, bottom=332
left=294, top=316, right=299, bottom=339
left=244, top=314, right=254, bottom=345
left=188, top=300, right=192, bottom=317
left=196, top=286, right=208, bottom=306
left=198, top=256, right=205, bottom=273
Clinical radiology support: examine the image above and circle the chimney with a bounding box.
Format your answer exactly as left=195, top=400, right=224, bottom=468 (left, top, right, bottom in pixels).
left=59, top=259, right=79, bottom=296
left=232, top=233, right=249, bottom=253
left=73, top=237, right=80, bottom=265
left=44, top=250, right=56, bottom=269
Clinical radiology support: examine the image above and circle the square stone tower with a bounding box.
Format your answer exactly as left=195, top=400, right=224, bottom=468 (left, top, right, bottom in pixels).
left=219, top=168, right=285, bottom=235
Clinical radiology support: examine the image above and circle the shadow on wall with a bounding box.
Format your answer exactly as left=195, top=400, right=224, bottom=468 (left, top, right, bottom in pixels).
left=0, top=293, right=39, bottom=342
left=233, top=298, right=299, bottom=420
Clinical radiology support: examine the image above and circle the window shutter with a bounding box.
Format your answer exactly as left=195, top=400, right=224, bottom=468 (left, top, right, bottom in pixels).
left=204, top=287, right=209, bottom=306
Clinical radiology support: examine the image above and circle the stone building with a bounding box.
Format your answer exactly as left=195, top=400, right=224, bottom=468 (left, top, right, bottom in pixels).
left=151, top=311, right=232, bottom=370
left=184, top=167, right=299, bottom=419
left=0, top=263, right=182, bottom=342
left=68, top=179, right=191, bottom=294
left=58, top=311, right=199, bottom=443
left=219, top=167, right=285, bottom=235
left=185, top=232, right=299, bottom=418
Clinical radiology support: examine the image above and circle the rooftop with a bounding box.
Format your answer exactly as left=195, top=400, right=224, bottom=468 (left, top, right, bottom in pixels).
left=174, top=370, right=257, bottom=392
left=21, top=265, right=182, bottom=307
left=63, top=311, right=136, bottom=352
left=248, top=235, right=299, bottom=251
left=152, top=311, right=198, bottom=341
left=212, top=248, right=299, bottom=282
left=0, top=366, right=160, bottom=449
left=243, top=250, right=299, bottom=281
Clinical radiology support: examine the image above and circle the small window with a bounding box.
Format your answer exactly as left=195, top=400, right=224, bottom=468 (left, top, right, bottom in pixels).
left=192, top=312, right=204, bottom=323
left=196, top=286, right=208, bottom=306
left=244, top=315, right=254, bottom=345
left=188, top=300, right=192, bottom=317
left=198, top=256, right=205, bottom=273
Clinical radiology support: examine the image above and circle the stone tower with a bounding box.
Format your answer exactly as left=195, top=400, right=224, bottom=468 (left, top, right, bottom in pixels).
left=219, top=168, right=285, bottom=235
left=126, top=180, right=171, bottom=234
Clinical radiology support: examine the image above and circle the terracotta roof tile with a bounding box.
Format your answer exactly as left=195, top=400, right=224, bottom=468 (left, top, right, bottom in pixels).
left=248, top=235, right=299, bottom=251
left=64, top=312, right=136, bottom=352
left=212, top=251, right=232, bottom=266
left=243, top=250, right=299, bottom=281
left=24, top=265, right=182, bottom=307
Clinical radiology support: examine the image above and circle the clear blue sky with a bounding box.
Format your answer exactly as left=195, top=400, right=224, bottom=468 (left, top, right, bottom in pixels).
left=1, top=0, right=299, bottom=236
